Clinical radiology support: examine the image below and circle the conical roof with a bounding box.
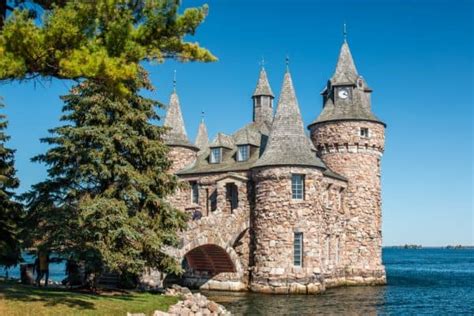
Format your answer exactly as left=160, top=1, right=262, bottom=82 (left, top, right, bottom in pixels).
left=164, top=91, right=198, bottom=150
left=331, top=41, right=358, bottom=85
left=253, top=71, right=326, bottom=169
left=310, top=41, right=385, bottom=127
left=253, top=67, right=274, bottom=97
left=194, top=119, right=209, bottom=150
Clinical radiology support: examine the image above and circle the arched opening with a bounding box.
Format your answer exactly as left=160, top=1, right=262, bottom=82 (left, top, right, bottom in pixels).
left=184, top=244, right=236, bottom=275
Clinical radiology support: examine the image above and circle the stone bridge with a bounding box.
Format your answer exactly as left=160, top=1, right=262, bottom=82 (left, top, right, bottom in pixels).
left=168, top=206, right=250, bottom=291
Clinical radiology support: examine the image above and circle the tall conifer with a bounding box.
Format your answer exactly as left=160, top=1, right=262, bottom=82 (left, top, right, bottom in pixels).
left=0, top=101, right=22, bottom=268
left=24, top=73, right=187, bottom=277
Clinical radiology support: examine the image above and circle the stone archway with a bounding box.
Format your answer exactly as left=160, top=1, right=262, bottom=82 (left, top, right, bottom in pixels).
left=184, top=244, right=236, bottom=274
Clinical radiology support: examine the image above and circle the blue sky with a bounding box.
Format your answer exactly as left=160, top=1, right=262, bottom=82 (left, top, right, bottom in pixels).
left=1, top=0, right=472, bottom=246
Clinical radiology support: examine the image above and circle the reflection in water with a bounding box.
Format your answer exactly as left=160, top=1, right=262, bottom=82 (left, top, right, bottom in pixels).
left=204, top=248, right=474, bottom=315
left=205, top=286, right=385, bottom=315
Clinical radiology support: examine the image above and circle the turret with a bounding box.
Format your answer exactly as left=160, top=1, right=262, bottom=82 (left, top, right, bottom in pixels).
left=251, top=67, right=328, bottom=294
left=164, top=85, right=199, bottom=173
left=308, top=40, right=386, bottom=284
left=252, top=66, right=274, bottom=125
left=194, top=117, right=209, bottom=152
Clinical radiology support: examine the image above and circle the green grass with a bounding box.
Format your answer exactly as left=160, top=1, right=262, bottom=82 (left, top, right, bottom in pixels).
left=0, top=281, right=178, bottom=316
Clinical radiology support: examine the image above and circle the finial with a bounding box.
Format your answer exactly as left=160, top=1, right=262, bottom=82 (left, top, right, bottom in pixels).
left=173, top=69, right=177, bottom=91
left=285, top=55, right=290, bottom=72
left=259, top=56, right=265, bottom=69
left=343, top=22, right=348, bottom=42
left=200, top=110, right=205, bottom=123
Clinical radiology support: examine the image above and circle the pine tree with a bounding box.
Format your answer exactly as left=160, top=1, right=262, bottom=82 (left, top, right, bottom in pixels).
left=0, top=0, right=216, bottom=93
left=0, top=100, right=22, bottom=268
left=24, top=73, right=187, bottom=278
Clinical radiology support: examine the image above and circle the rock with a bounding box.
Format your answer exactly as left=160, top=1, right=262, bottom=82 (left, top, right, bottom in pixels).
left=159, top=286, right=231, bottom=315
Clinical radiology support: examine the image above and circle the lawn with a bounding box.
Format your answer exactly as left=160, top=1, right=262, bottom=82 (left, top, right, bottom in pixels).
left=0, top=281, right=178, bottom=316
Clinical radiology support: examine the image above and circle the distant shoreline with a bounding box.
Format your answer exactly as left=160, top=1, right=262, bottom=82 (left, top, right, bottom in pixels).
left=384, top=245, right=474, bottom=249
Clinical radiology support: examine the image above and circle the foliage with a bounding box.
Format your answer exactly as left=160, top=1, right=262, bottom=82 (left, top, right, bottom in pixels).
left=0, top=101, right=23, bottom=268
left=0, top=0, right=216, bottom=93
left=23, top=74, right=188, bottom=277
left=0, top=280, right=179, bottom=315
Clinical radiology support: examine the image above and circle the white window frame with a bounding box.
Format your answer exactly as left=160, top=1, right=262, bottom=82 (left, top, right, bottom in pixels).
left=237, top=145, right=249, bottom=162
left=210, top=147, right=222, bottom=164
left=291, top=174, right=305, bottom=200
left=360, top=127, right=370, bottom=138
left=293, top=232, right=303, bottom=267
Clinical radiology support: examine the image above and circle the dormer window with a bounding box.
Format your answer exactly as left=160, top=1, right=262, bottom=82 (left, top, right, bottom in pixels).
left=237, top=145, right=249, bottom=162
left=210, top=148, right=222, bottom=164
left=360, top=128, right=370, bottom=138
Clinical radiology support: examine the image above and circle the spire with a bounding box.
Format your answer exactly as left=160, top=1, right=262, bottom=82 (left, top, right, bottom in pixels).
left=253, top=67, right=274, bottom=97
left=331, top=41, right=358, bottom=85
left=194, top=114, right=209, bottom=150
left=164, top=90, right=197, bottom=149
left=254, top=71, right=326, bottom=168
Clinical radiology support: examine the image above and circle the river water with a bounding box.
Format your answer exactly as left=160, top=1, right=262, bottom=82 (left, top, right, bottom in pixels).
left=204, top=248, right=474, bottom=315
left=2, top=248, right=473, bottom=314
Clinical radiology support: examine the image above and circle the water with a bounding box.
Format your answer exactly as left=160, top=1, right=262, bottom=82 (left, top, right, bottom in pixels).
left=204, top=248, right=474, bottom=315
left=2, top=248, right=473, bottom=314
left=1, top=253, right=66, bottom=282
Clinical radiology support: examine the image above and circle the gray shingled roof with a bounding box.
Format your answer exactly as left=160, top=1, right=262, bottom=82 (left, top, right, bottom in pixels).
left=331, top=41, right=358, bottom=86
left=310, top=95, right=384, bottom=126
left=177, top=122, right=270, bottom=175
left=253, top=68, right=274, bottom=97
left=194, top=119, right=209, bottom=151
left=253, top=71, right=326, bottom=169
left=163, top=91, right=198, bottom=150
left=310, top=41, right=385, bottom=127
left=209, top=133, right=234, bottom=149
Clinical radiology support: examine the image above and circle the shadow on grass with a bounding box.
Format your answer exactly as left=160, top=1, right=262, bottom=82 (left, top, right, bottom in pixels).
left=0, top=280, right=140, bottom=311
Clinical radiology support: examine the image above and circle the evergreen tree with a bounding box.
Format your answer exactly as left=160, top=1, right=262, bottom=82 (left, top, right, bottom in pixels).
left=0, top=0, right=216, bottom=93
left=0, top=101, right=22, bottom=268
left=24, top=73, right=187, bottom=278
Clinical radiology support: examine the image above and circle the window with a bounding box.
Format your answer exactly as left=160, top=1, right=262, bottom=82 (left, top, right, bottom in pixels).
left=237, top=145, right=249, bottom=161
left=360, top=127, right=369, bottom=138
left=210, top=148, right=222, bottom=163
left=226, top=183, right=239, bottom=212
left=294, top=232, right=303, bottom=266
left=255, top=96, right=261, bottom=107
left=191, top=181, right=199, bottom=204
left=291, top=174, right=305, bottom=200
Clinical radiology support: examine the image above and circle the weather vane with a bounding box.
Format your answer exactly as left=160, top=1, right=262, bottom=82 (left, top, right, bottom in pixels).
left=285, top=55, right=290, bottom=71
left=173, top=69, right=177, bottom=91
left=343, top=22, right=348, bottom=41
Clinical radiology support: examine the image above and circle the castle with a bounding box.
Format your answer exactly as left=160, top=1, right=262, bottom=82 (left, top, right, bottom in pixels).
left=163, top=39, right=386, bottom=294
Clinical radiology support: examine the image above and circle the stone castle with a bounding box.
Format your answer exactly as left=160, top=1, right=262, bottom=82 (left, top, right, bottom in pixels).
left=163, top=40, right=386, bottom=294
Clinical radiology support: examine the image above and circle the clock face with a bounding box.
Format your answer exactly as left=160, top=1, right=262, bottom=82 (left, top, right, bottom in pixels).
left=338, top=88, right=350, bottom=99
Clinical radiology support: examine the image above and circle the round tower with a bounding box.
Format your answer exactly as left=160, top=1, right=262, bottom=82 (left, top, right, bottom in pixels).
left=163, top=88, right=198, bottom=173
left=308, top=41, right=386, bottom=284
left=251, top=69, right=328, bottom=294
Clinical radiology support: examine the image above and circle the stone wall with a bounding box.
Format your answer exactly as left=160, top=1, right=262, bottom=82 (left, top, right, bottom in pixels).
left=251, top=166, right=338, bottom=294
left=167, top=146, right=197, bottom=174
left=310, top=121, right=386, bottom=283
left=167, top=171, right=252, bottom=291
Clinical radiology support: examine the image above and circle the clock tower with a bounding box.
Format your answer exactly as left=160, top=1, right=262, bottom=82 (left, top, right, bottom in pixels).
left=309, top=39, right=387, bottom=285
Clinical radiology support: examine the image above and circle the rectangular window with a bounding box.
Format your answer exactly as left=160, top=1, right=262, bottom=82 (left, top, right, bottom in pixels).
left=210, top=148, right=222, bottom=163
left=294, top=232, right=303, bottom=266
left=237, top=145, right=249, bottom=161
left=291, top=174, right=304, bottom=200
left=191, top=181, right=199, bottom=204
left=360, top=127, right=369, bottom=138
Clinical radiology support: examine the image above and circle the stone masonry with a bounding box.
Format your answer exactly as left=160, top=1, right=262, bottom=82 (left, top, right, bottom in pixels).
left=160, top=39, right=387, bottom=294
